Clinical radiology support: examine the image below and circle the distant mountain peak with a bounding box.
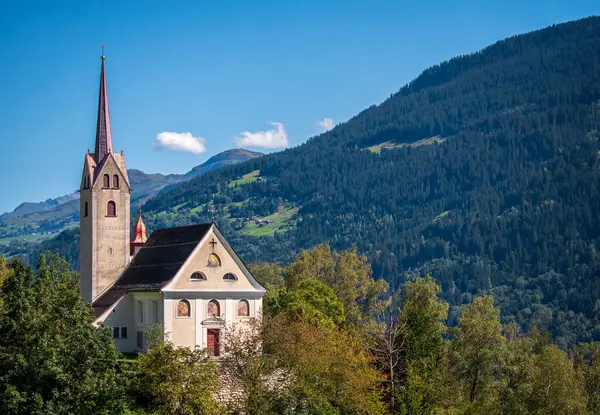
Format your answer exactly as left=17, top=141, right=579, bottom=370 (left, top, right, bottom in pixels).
left=185, top=148, right=263, bottom=179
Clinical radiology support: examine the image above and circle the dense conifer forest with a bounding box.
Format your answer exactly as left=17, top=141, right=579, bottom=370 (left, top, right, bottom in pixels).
left=23, top=16, right=600, bottom=347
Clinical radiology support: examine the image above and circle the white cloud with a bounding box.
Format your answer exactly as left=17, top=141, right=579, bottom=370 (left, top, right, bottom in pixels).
left=317, top=117, right=335, bottom=132
left=234, top=122, right=288, bottom=149
left=153, top=131, right=207, bottom=154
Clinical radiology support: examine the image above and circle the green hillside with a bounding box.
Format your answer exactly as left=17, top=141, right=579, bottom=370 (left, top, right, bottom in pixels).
left=139, top=17, right=600, bottom=347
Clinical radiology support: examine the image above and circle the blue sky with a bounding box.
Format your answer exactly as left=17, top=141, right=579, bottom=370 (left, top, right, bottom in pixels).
left=0, top=0, right=598, bottom=213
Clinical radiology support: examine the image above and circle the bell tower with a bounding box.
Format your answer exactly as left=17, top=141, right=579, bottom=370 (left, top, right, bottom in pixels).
left=80, top=53, right=131, bottom=304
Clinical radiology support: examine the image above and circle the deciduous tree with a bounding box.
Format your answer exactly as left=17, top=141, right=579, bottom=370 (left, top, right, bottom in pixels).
left=528, top=345, right=588, bottom=414
left=248, top=263, right=284, bottom=289
left=450, top=296, right=506, bottom=412
left=285, top=244, right=388, bottom=328
left=134, top=343, right=221, bottom=415
left=266, top=278, right=345, bottom=328
left=395, top=275, right=449, bottom=414
left=0, top=255, right=127, bottom=414
left=270, top=319, right=386, bottom=414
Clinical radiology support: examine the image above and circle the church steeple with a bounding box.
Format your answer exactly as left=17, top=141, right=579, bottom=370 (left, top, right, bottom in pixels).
left=80, top=50, right=131, bottom=304
left=94, top=54, right=113, bottom=163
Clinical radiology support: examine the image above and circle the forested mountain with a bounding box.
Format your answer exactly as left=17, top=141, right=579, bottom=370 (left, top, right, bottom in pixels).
left=136, top=17, right=600, bottom=347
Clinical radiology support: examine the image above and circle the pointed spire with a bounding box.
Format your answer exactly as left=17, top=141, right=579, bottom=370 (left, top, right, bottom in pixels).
left=131, top=210, right=148, bottom=244
left=94, top=54, right=113, bottom=163
left=130, top=210, right=148, bottom=256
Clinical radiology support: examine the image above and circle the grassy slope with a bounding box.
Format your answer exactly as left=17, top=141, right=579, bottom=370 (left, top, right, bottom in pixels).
left=228, top=170, right=261, bottom=188
left=240, top=204, right=299, bottom=236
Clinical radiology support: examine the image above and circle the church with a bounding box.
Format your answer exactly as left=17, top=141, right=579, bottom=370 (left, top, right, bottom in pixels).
left=79, top=54, right=265, bottom=355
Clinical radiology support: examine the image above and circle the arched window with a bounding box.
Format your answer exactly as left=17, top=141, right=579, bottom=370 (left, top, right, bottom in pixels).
left=137, top=300, right=144, bottom=323
left=207, top=300, right=220, bottom=317
left=177, top=300, right=191, bottom=317
left=223, top=273, right=238, bottom=281
left=238, top=299, right=250, bottom=317
left=103, top=174, right=110, bottom=188
left=207, top=253, right=221, bottom=267
left=113, top=174, right=119, bottom=188
left=152, top=300, right=159, bottom=323
left=190, top=272, right=207, bottom=280
left=107, top=201, right=116, bottom=217
left=83, top=202, right=88, bottom=217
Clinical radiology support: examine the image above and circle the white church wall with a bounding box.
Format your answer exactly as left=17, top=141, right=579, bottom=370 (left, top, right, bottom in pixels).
left=163, top=294, right=262, bottom=350
left=163, top=298, right=174, bottom=342
left=101, top=294, right=135, bottom=352
left=195, top=298, right=208, bottom=349
left=130, top=292, right=163, bottom=352
left=170, top=296, right=197, bottom=348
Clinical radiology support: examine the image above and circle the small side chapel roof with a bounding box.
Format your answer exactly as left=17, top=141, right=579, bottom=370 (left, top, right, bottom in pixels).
left=131, top=210, right=148, bottom=244
left=92, top=223, right=212, bottom=316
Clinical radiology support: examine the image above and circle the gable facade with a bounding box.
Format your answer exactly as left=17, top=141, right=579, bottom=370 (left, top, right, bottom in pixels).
left=163, top=226, right=264, bottom=351
left=94, top=224, right=265, bottom=354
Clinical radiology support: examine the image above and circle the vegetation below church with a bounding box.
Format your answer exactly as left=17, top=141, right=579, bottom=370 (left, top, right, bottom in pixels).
left=2, top=249, right=600, bottom=414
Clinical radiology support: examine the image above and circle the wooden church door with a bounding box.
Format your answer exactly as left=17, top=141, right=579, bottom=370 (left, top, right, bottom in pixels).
left=207, top=329, right=220, bottom=357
